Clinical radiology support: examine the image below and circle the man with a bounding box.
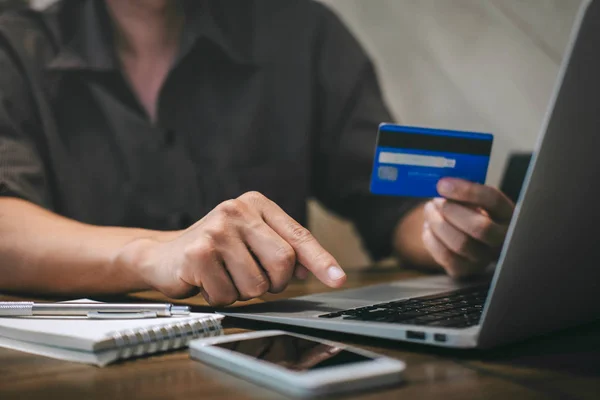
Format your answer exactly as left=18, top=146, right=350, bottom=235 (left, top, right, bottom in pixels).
left=0, top=0, right=514, bottom=305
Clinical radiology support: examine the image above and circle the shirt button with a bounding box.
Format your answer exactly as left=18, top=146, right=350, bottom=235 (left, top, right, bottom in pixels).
left=164, top=129, right=176, bottom=147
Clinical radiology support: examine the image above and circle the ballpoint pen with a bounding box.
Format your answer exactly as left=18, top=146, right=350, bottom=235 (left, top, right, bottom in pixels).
left=0, top=302, right=191, bottom=319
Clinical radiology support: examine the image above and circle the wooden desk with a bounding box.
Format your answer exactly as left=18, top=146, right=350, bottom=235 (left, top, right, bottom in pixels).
left=1, top=269, right=599, bottom=399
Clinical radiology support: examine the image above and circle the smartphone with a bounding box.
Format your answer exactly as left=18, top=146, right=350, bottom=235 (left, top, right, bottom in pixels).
left=189, top=330, right=405, bottom=398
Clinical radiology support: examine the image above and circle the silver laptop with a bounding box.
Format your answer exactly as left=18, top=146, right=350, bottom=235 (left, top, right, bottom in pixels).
left=223, top=0, right=600, bottom=349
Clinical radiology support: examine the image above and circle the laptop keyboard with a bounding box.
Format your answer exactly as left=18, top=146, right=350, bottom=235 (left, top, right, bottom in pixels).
left=318, top=285, right=489, bottom=329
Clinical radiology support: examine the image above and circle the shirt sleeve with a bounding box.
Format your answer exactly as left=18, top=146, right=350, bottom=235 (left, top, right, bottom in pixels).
left=310, top=4, right=422, bottom=261
left=0, top=44, right=51, bottom=208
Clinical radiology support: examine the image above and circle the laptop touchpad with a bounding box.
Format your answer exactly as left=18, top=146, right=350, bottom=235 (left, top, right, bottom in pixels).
left=308, top=285, right=441, bottom=302
left=307, top=275, right=469, bottom=302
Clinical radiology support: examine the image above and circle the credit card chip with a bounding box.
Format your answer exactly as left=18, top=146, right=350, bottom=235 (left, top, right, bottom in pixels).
left=378, top=166, right=398, bottom=181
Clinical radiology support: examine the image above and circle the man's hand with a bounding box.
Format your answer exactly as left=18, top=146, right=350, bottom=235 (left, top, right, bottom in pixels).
left=421, top=178, right=515, bottom=279
left=132, top=191, right=346, bottom=305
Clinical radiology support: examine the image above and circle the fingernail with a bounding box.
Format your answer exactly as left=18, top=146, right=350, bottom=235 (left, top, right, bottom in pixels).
left=438, top=179, right=454, bottom=194
left=327, top=266, right=346, bottom=281
left=424, top=201, right=435, bottom=213
left=201, top=289, right=211, bottom=304
left=433, top=197, right=445, bottom=208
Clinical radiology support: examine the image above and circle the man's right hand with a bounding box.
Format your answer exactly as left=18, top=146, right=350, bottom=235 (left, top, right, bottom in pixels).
left=127, top=191, right=346, bottom=305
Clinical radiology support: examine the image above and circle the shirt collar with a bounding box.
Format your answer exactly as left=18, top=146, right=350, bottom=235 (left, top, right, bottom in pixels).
left=46, top=0, right=257, bottom=72
left=179, top=1, right=257, bottom=66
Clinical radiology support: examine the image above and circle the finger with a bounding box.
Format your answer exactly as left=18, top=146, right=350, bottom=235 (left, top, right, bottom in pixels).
left=209, top=197, right=295, bottom=294
left=181, top=238, right=238, bottom=304
left=236, top=336, right=272, bottom=359
left=241, top=220, right=297, bottom=293
left=194, top=249, right=238, bottom=306
left=433, top=198, right=507, bottom=247
left=220, top=237, right=271, bottom=301
left=271, top=218, right=345, bottom=287
left=422, top=221, right=478, bottom=279
left=437, top=178, right=514, bottom=222
left=424, top=201, right=491, bottom=263
left=296, top=344, right=341, bottom=370
left=294, top=264, right=309, bottom=280
left=239, top=191, right=346, bottom=288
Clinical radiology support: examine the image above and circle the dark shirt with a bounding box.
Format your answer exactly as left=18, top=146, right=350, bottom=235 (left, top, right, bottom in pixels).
left=0, top=0, right=418, bottom=260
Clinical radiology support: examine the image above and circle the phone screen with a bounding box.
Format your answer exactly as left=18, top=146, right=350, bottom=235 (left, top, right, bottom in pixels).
left=215, top=334, right=374, bottom=371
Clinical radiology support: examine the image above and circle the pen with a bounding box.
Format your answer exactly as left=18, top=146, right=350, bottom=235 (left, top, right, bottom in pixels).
left=0, top=302, right=191, bottom=319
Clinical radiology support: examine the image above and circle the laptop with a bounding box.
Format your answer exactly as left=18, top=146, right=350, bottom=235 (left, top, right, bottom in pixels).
left=223, top=0, right=600, bottom=349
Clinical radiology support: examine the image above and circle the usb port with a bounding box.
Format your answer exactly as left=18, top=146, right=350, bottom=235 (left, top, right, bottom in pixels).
left=434, top=333, right=447, bottom=342
left=406, top=331, right=426, bottom=340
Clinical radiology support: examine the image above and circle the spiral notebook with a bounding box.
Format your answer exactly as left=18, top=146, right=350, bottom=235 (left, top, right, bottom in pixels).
left=0, top=299, right=223, bottom=366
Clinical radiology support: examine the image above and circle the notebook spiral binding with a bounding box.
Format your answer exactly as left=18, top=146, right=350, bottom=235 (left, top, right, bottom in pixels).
left=108, top=316, right=223, bottom=361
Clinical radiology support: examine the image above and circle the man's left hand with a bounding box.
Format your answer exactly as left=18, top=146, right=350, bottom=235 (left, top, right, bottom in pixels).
left=422, top=178, right=515, bottom=279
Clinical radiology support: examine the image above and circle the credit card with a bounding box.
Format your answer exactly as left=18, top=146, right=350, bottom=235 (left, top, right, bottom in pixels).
left=370, top=124, right=493, bottom=197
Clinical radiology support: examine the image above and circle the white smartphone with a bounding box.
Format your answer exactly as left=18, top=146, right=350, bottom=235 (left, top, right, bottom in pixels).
left=189, top=330, right=406, bottom=398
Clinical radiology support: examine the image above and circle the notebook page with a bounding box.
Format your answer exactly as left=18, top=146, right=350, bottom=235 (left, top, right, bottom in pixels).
left=0, top=334, right=115, bottom=366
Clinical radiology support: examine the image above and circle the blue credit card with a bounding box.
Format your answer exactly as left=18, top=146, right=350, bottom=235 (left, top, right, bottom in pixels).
left=370, top=124, right=493, bottom=198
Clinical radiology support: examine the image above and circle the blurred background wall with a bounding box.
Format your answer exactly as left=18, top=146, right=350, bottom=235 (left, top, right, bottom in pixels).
left=310, top=0, right=583, bottom=268
left=25, top=0, right=583, bottom=268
